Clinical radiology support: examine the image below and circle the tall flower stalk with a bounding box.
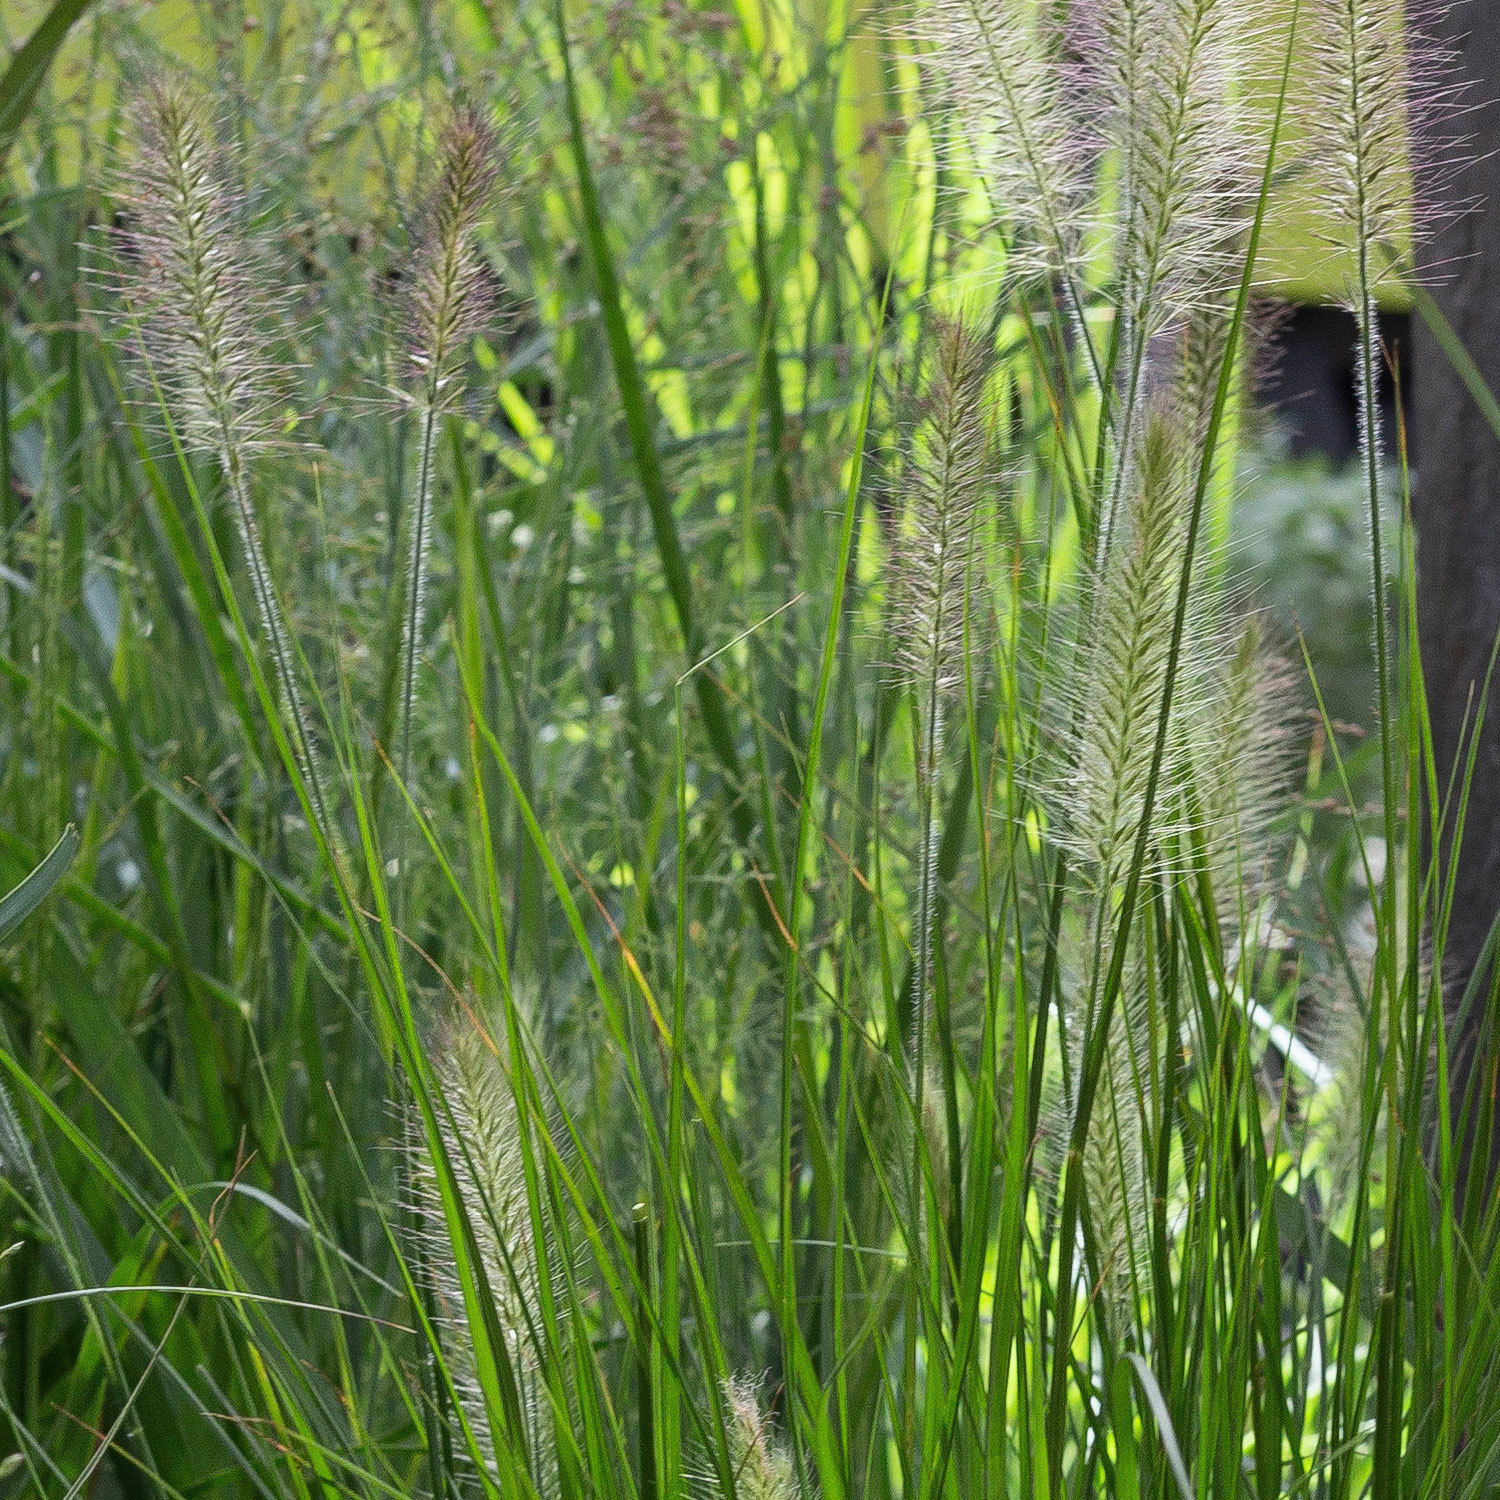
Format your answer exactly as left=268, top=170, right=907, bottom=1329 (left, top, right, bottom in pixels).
left=1042, top=397, right=1294, bottom=1332
left=112, top=80, right=332, bottom=837
left=1314, top=0, right=1404, bottom=810
left=1048, top=410, right=1190, bottom=1327
left=1307, top=0, right=1435, bottom=857
left=884, top=316, right=992, bottom=1408
left=394, top=107, right=501, bottom=788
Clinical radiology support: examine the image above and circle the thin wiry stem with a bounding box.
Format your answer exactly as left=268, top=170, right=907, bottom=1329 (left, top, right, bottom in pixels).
left=402, top=401, right=443, bottom=789
left=1309, top=0, right=1429, bottom=951
left=220, top=446, right=333, bottom=838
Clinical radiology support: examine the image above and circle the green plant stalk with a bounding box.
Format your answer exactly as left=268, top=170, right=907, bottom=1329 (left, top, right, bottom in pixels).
left=123, top=175, right=335, bottom=846
left=909, top=697, right=944, bottom=1075
left=459, top=659, right=844, bottom=1496
left=220, top=448, right=333, bottom=841
left=771, top=252, right=893, bottom=1500
left=902, top=678, right=944, bottom=1477
left=1340, top=15, right=1405, bottom=1478
left=127, top=392, right=521, bottom=1485
left=1353, top=274, right=1399, bottom=888
left=0, top=0, right=97, bottom=175
left=399, top=399, right=441, bottom=790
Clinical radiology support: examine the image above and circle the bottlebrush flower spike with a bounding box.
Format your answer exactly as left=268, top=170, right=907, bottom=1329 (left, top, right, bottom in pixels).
left=912, top=0, right=1088, bottom=276
left=1054, top=409, right=1197, bottom=892
left=886, top=315, right=994, bottom=1072
left=1082, top=0, right=1258, bottom=336
left=1183, top=611, right=1298, bottom=914
left=711, top=1376, right=800, bottom=1500
left=109, top=78, right=331, bottom=835
left=887, top=316, right=994, bottom=705
left=111, top=78, right=290, bottom=457
left=407, top=1009, right=557, bottom=1488
left=403, top=105, right=502, bottom=411
left=1306, top=0, right=1463, bottom=301
left=394, top=104, right=503, bottom=782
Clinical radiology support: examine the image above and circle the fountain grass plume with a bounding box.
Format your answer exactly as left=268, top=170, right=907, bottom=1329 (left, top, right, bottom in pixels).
left=1076, top=0, right=1260, bottom=569
left=1082, top=0, right=1257, bottom=337
left=110, top=78, right=331, bottom=836
left=1050, top=402, right=1298, bottom=911
left=886, top=315, right=992, bottom=1079
left=1184, top=611, right=1298, bottom=919
left=406, top=1005, right=557, bottom=1488
left=706, top=1376, right=801, bottom=1500
left=403, top=106, right=502, bottom=409
left=1052, top=408, right=1198, bottom=894
left=1073, top=973, right=1152, bottom=1340
left=1306, top=0, right=1462, bottom=305
left=1167, top=291, right=1286, bottom=451
left=395, top=104, right=503, bottom=785
left=1033, top=918, right=1154, bottom=1345
left=1039, top=392, right=1295, bottom=1337
left=887, top=315, right=993, bottom=707
left=1305, top=0, right=1462, bottom=832
left=111, top=81, right=288, bottom=457
left=911, top=0, right=1088, bottom=280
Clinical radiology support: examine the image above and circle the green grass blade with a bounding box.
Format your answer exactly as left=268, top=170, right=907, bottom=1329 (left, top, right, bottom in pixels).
left=0, top=0, right=94, bottom=173
left=0, top=822, right=77, bottom=939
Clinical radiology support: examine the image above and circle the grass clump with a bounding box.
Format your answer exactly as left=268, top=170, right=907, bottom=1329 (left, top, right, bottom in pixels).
left=0, top=0, right=1496, bottom=1496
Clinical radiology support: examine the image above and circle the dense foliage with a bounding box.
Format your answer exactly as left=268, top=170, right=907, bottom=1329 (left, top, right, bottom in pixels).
left=0, top=2, right=1496, bottom=1496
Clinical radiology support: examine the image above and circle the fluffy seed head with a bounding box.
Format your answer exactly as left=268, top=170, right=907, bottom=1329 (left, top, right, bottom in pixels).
left=403, top=104, right=502, bottom=410
left=109, top=78, right=290, bottom=455
left=406, top=1008, right=554, bottom=1485
left=1163, top=293, right=1288, bottom=451
left=887, top=315, right=994, bottom=703
left=1050, top=409, right=1196, bottom=890
left=1038, top=939, right=1153, bottom=1344
left=910, top=0, right=1089, bottom=274
left=1182, top=611, right=1298, bottom=916
left=1080, top=0, right=1260, bottom=334
left=1305, top=0, right=1463, bottom=299
left=1078, top=1001, right=1151, bottom=1339
left=105, top=77, right=338, bottom=835
left=713, top=1376, right=799, bottom=1500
